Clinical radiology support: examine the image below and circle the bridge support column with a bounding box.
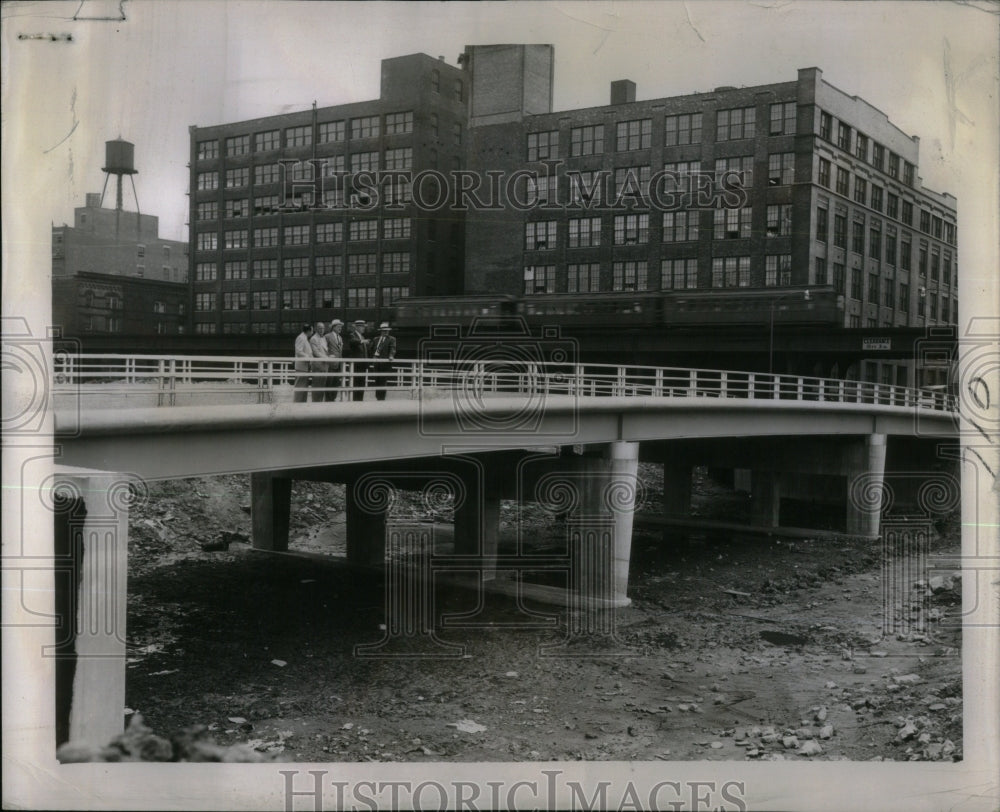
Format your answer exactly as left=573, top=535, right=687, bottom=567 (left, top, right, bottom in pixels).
left=453, top=468, right=502, bottom=582
left=251, top=473, right=291, bottom=552
left=846, top=433, right=888, bottom=538
left=346, top=480, right=387, bottom=566
left=662, top=456, right=692, bottom=516
left=52, top=467, right=128, bottom=750
left=751, top=471, right=781, bottom=528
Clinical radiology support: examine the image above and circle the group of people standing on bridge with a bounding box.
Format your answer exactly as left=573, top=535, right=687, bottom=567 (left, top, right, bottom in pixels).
left=293, top=319, right=396, bottom=403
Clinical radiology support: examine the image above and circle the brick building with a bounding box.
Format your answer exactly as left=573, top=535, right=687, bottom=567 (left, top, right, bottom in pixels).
left=52, top=271, right=188, bottom=337
left=187, top=53, right=467, bottom=335
left=463, top=52, right=958, bottom=384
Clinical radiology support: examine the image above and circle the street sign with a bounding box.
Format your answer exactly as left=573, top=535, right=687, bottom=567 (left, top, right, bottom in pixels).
left=863, top=338, right=892, bottom=351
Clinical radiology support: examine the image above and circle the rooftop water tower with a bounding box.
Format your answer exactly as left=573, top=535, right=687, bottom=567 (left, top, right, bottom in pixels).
left=99, top=138, right=140, bottom=236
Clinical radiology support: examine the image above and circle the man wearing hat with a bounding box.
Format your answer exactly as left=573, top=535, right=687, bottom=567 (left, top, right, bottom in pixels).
left=293, top=323, right=314, bottom=403
left=343, top=319, right=370, bottom=401
left=309, top=322, right=331, bottom=403
left=324, top=319, right=345, bottom=401
left=370, top=322, right=397, bottom=401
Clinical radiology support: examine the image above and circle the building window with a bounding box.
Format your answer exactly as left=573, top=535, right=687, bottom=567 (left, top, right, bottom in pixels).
left=383, top=218, right=411, bottom=240
left=943, top=252, right=952, bottom=286
left=832, top=263, right=845, bottom=294
left=715, top=156, right=753, bottom=188
left=224, top=261, right=248, bottom=280
left=612, top=260, right=648, bottom=291
left=903, top=162, right=915, bottom=186
left=769, top=102, right=796, bottom=135
left=195, top=293, right=216, bottom=311
left=835, top=167, right=849, bottom=196
left=429, top=113, right=439, bottom=137
left=713, top=206, right=752, bottom=239
left=351, top=151, right=379, bottom=173
left=711, top=256, right=751, bottom=288
left=385, top=111, right=413, bottom=135
left=312, top=288, right=339, bottom=309
left=613, top=213, right=649, bottom=245
left=920, top=209, right=931, bottom=233
left=901, top=237, right=912, bottom=271
left=351, top=116, right=380, bottom=140
left=223, top=292, right=249, bottom=311
left=886, top=193, right=898, bottom=219
left=347, top=287, right=377, bottom=308
left=899, top=283, right=909, bottom=312
left=614, top=165, right=651, bottom=202
left=314, top=255, right=342, bottom=276
left=196, top=172, right=219, bottom=191
left=716, top=107, right=756, bottom=141
left=283, top=289, right=310, bottom=310
left=764, top=255, right=792, bottom=286
left=944, top=222, right=956, bottom=245
left=885, top=233, right=897, bottom=266
left=278, top=225, right=305, bottom=246
left=347, top=220, right=378, bottom=242
left=254, top=130, right=279, bottom=152
left=819, top=111, right=832, bottom=140
left=136, top=244, right=146, bottom=258
left=196, top=201, right=218, bottom=220
left=885, top=151, right=899, bottom=179
left=569, top=170, right=605, bottom=206
left=766, top=204, right=792, bottom=237
left=285, top=125, right=312, bottom=147
left=313, top=222, right=341, bottom=243
left=527, top=130, right=559, bottom=161
left=195, top=262, right=217, bottom=281
left=665, top=113, right=702, bottom=145
left=381, top=286, right=408, bottom=306
left=254, top=164, right=280, bottom=185
left=347, top=254, right=378, bottom=275
left=869, top=142, right=884, bottom=171
left=196, top=232, right=218, bottom=251
left=453, top=79, right=464, bottom=102
left=930, top=247, right=940, bottom=281
left=850, top=268, right=862, bottom=300
left=868, top=273, right=880, bottom=304
left=567, top=263, right=602, bottom=293
left=616, top=119, right=652, bottom=151
left=526, top=173, right=558, bottom=206
left=135, top=266, right=144, bottom=277
left=854, top=176, right=867, bottom=205
left=662, top=211, right=698, bottom=243
left=765, top=153, right=793, bottom=186
left=385, top=147, right=412, bottom=170
left=818, top=158, right=831, bottom=188
left=883, top=280, right=895, bottom=308
left=452, top=122, right=462, bottom=145
left=661, top=258, right=698, bottom=290
left=870, top=185, right=883, bottom=212
left=253, top=259, right=278, bottom=279
left=837, top=122, right=851, bottom=151
left=383, top=252, right=410, bottom=274
left=196, top=140, right=219, bottom=160
left=816, top=207, right=828, bottom=243
left=833, top=214, right=847, bottom=248
left=901, top=200, right=913, bottom=226
left=854, top=133, right=868, bottom=161
left=254, top=227, right=278, bottom=248
left=318, top=120, right=345, bottom=143
left=283, top=257, right=309, bottom=278
left=852, top=221, right=865, bottom=254
left=568, top=217, right=601, bottom=248
left=225, top=135, right=250, bottom=156
left=570, top=124, right=604, bottom=156
left=525, top=220, right=558, bottom=250
left=523, top=265, right=557, bottom=294
left=194, top=322, right=217, bottom=335
left=815, top=257, right=827, bottom=285
left=251, top=291, right=276, bottom=310
left=932, top=216, right=943, bottom=239
left=869, top=227, right=881, bottom=260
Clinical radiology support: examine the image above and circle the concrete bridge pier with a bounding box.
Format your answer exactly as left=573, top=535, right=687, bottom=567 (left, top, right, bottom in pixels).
left=251, top=473, right=291, bottom=552
left=52, top=466, right=129, bottom=750
left=751, top=471, right=781, bottom=529
left=845, top=433, right=888, bottom=538
left=453, top=465, right=502, bottom=582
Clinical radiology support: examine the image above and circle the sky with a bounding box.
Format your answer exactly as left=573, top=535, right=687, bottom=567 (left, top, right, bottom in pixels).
left=4, top=0, right=997, bottom=243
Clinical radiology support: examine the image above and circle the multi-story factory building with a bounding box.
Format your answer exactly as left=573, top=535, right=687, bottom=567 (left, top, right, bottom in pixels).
left=188, top=53, right=467, bottom=335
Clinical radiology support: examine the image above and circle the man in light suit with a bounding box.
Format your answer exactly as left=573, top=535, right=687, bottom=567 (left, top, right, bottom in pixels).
left=324, top=319, right=345, bottom=401
left=293, top=323, right=314, bottom=403
left=344, top=319, right=370, bottom=401
left=370, top=322, right=397, bottom=401
left=309, top=322, right=331, bottom=402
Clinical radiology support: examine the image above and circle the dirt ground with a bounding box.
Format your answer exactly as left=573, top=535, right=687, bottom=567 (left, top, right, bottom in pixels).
left=122, top=467, right=962, bottom=763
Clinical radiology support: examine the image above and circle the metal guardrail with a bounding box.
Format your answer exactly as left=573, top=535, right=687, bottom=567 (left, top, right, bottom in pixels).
left=51, top=354, right=957, bottom=412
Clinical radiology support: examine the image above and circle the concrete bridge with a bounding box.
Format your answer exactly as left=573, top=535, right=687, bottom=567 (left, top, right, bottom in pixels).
left=48, top=355, right=958, bottom=748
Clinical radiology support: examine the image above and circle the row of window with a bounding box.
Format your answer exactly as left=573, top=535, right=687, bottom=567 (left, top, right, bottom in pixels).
left=195, top=112, right=420, bottom=161
left=526, top=102, right=797, bottom=161
left=194, top=286, right=410, bottom=313
left=817, top=110, right=915, bottom=186
left=816, top=160, right=956, bottom=243
left=816, top=206, right=956, bottom=284
left=520, top=206, right=794, bottom=249
left=195, top=218, right=413, bottom=245
left=194, top=253, right=411, bottom=281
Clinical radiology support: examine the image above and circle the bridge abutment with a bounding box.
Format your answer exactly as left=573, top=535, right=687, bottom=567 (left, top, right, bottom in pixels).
left=845, top=433, right=888, bottom=538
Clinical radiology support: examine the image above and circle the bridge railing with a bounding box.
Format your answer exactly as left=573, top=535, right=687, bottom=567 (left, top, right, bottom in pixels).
left=51, top=354, right=957, bottom=412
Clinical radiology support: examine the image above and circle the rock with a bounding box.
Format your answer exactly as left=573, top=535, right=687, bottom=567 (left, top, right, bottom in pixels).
left=815, top=706, right=828, bottom=722
left=894, top=673, right=921, bottom=684
left=782, top=735, right=799, bottom=749
left=928, top=703, right=946, bottom=711
left=795, top=728, right=814, bottom=740
left=710, top=742, right=723, bottom=749
left=797, top=740, right=822, bottom=756
left=240, top=503, right=252, bottom=514
left=745, top=748, right=760, bottom=758
left=896, top=723, right=917, bottom=742
left=57, top=741, right=104, bottom=763
left=941, top=739, right=956, bottom=756
left=447, top=720, right=486, bottom=734
left=928, top=575, right=953, bottom=594
left=870, top=650, right=888, bottom=658
left=819, top=724, right=834, bottom=739
left=918, top=732, right=932, bottom=745
left=852, top=664, right=867, bottom=674
left=825, top=681, right=838, bottom=689
left=926, top=743, right=944, bottom=759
